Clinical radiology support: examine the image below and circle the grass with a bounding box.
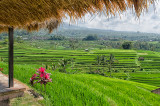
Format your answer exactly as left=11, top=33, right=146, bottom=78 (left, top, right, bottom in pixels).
left=0, top=47, right=138, bottom=71
left=1, top=62, right=160, bottom=106
left=1, top=42, right=160, bottom=105
left=10, top=92, right=43, bottom=106
left=0, top=45, right=160, bottom=87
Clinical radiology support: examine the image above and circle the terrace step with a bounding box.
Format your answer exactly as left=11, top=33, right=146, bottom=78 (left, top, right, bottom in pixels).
left=0, top=72, right=26, bottom=102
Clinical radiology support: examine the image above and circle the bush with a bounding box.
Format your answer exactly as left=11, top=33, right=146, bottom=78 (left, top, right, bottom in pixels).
left=122, top=42, right=132, bottom=49
left=83, top=34, right=98, bottom=41
left=115, top=70, right=119, bottom=73
left=59, top=69, right=66, bottom=73
left=140, top=68, right=143, bottom=71
left=49, top=35, right=66, bottom=40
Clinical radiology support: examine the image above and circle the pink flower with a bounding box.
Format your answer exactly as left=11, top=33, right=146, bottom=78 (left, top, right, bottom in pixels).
left=45, top=73, right=50, bottom=79
left=30, top=67, right=52, bottom=86
left=30, top=74, right=37, bottom=80
left=33, top=74, right=37, bottom=77
left=49, top=79, right=52, bottom=82
left=39, top=67, right=45, bottom=73
left=40, top=73, right=45, bottom=78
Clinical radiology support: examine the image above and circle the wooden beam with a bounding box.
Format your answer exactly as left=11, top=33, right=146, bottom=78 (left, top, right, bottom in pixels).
left=8, top=27, right=14, bottom=88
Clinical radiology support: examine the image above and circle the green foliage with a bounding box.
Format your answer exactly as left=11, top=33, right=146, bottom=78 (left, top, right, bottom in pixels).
left=0, top=43, right=160, bottom=86
left=16, top=36, right=24, bottom=43
left=122, top=42, right=132, bottom=49
left=83, top=34, right=98, bottom=41
left=3, top=38, right=8, bottom=44
left=69, top=38, right=79, bottom=50
left=106, top=54, right=118, bottom=77
left=58, top=58, right=70, bottom=73
left=49, top=35, right=66, bottom=41
left=1, top=62, right=160, bottom=106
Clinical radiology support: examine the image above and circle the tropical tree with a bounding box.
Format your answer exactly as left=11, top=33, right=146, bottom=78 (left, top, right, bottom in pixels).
left=51, top=63, right=57, bottom=71
left=122, top=42, right=132, bottom=49
left=83, top=34, right=99, bottom=41
left=69, top=38, right=79, bottom=50
left=3, top=38, right=8, bottom=44
left=95, top=55, right=101, bottom=71
left=70, top=58, right=75, bottom=71
left=49, top=35, right=66, bottom=41
left=59, top=58, right=70, bottom=73
left=106, top=54, right=118, bottom=77
left=16, top=36, right=23, bottom=43
left=100, top=55, right=107, bottom=73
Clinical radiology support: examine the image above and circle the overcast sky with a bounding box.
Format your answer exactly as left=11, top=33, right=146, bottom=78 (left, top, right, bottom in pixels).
left=64, top=2, right=160, bottom=33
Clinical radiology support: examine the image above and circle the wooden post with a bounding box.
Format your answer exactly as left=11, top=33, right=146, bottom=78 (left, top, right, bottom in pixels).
left=8, top=27, right=14, bottom=88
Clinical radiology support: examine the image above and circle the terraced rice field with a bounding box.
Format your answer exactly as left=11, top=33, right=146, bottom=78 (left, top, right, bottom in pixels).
left=0, top=47, right=138, bottom=71
left=0, top=62, right=160, bottom=106
left=137, top=50, right=160, bottom=71
left=0, top=47, right=160, bottom=87
left=127, top=50, right=160, bottom=87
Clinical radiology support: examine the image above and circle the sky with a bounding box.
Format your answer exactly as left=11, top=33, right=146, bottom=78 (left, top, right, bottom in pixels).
left=64, top=2, right=160, bottom=33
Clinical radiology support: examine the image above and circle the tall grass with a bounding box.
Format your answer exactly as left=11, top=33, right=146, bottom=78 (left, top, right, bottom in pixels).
left=1, top=62, right=160, bottom=106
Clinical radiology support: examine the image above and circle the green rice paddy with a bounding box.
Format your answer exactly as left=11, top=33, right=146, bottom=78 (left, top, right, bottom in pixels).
left=0, top=47, right=160, bottom=86
left=0, top=62, right=160, bottom=106
left=0, top=45, right=160, bottom=105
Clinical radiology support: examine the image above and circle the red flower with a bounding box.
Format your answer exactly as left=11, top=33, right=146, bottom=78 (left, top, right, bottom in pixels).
left=30, top=74, right=37, bottom=80
left=40, top=73, right=45, bottom=78
left=45, top=73, right=50, bottom=80
left=39, top=67, right=45, bottom=73
left=30, top=67, right=52, bottom=86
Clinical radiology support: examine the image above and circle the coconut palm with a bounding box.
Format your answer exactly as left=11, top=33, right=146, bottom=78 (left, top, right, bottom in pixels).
left=95, top=55, right=101, bottom=71
left=59, top=58, right=70, bottom=73
left=51, top=63, right=57, bottom=71
left=106, top=54, right=118, bottom=77
left=100, top=55, right=107, bottom=73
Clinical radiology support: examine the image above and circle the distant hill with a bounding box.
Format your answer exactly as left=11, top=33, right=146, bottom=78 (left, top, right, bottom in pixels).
left=1, top=22, right=160, bottom=41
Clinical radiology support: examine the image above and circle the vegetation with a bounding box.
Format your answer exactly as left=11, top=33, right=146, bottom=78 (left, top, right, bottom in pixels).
left=0, top=0, right=158, bottom=105
left=1, top=28, right=160, bottom=105
left=48, top=35, right=66, bottom=41
left=83, top=34, right=99, bottom=41
left=0, top=42, right=160, bottom=87
left=1, top=62, right=160, bottom=106
left=106, top=54, right=118, bottom=77
left=122, top=42, right=132, bottom=49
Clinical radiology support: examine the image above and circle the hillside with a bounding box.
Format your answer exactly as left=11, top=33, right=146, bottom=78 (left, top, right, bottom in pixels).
left=0, top=62, right=160, bottom=106
left=1, top=23, right=160, bottom=42
left=0, top=45, right=160, bottom=87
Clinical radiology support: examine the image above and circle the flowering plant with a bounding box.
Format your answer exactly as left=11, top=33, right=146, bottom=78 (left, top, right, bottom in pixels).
left=0, top=68, right=3, bottom=71
left=30, top=67, right=52, bottom=89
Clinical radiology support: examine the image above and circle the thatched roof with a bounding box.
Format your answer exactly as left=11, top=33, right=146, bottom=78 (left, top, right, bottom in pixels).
left=0, top=0, right=155, bottom=33
left=0, top=19, right=59, bottom=33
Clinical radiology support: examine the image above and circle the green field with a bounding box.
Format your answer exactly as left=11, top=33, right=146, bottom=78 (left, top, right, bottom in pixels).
left=0, top=45, right=160, bottom=87
left=0, top=42, right=160, bottom=105
left=1, top=62, right=160, bottom=106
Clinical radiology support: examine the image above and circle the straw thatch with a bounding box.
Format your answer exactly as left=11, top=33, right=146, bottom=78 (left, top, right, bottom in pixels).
left=0, top=18, right=60, bottom=33
left=0, top=0, right=155, bottom=33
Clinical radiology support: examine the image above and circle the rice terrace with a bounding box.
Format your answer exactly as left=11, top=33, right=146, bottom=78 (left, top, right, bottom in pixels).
left=0, top=0, right=160, bottom=106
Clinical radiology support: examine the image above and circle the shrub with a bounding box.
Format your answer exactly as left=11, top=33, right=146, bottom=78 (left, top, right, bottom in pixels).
left=122, top=42, right=132, bottom=49
left=30, top=67, right=52, bottom=93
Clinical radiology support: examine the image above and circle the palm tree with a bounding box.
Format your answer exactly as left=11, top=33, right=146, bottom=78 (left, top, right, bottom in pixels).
left=100, top=55, right=107, bottom=73
left=59, top=58, right=70, bottom=73
left=106, top=54, right=118, bottom=77
left=70, top=58, right=75, bottom=71
left=95, top=55, right=101, bottom=71
left=51, top=63, right=57, bottom=71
